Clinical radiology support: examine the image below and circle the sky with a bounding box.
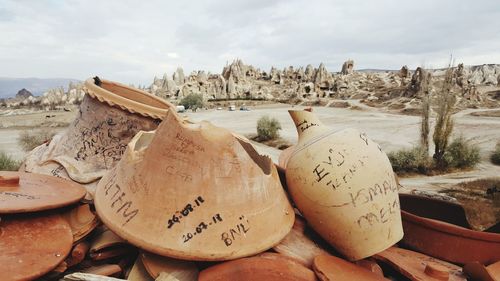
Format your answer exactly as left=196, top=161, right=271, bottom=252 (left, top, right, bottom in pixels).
left=0, top=0, right=499, bottom=86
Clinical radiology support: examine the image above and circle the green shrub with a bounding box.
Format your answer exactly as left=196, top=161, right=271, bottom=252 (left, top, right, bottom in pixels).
left=18, top=129, right=56, bottom=152
left=444, top=136, right=481, bottom=169
left=490, top=141, right=500, bottom=165
left=0, top=151, right=20, bottom=171
left=388, top=146, right=432, bottom=174
left=256, top=115, right=282, bottom=141
left=180, top=93, right=204, bottom=111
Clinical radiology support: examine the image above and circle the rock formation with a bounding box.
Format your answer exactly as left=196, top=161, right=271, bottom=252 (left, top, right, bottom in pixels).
left=341, top=60, right=354, bottom=75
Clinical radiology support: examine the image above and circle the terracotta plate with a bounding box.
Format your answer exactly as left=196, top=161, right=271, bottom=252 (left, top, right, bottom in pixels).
left=0, top=213, right=73, bottom=281
left=199, top=253, right=317, bottom=281
left=0, top=171, right=86, bottom=214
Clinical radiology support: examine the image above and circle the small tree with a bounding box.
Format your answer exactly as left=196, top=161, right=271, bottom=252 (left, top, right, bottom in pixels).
left=433, top=67, right=456, bottom=168
left=0, top=151, right=20, bottom=171
left=257, top=115, right=282, bottom=141
left=180, top=93, right=204, bottom=111
left=444, top=136, right=480, bottom=169
left=419, top=70, right=432, bottom=153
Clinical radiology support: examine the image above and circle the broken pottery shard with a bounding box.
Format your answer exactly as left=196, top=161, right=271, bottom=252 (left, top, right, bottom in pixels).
left=128, top=258, right=154, bottom=281
left=198, top=253, right=317, bottom=281
left=401, top=210, right=500, bottom=265
left=0, top=214, right=73, bottom=281
left=355, top=259, right=385, bottom=277
left=464, top=261, right=500, bottom=281
left=61, top=204, right=99, bottom=243
left=273, top=215, right=330, bottom=267
left=65, top=241, right=90, bottom=267
left=0, top=171, right=86, bottom=214
left=399, top=193, right=471, bottom=228
left=94, top=110, right=294, bottom=260
left=62, top=273, right=126, bottom=281
left=140, top=252, right=198, bottom=280
left=285, top=109, right=403, bottom=261
left=83, top=264, right=122, bottom=277
left=373, top=246, right=467, bottom=281
left=22, top=77, right=172, bottom=198
left=313, top=254, right=389, bottom=281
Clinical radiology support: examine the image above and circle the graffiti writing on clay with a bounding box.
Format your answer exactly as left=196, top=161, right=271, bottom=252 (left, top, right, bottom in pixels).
left=296, top=119, right=319, bottom=132
left=167, top=196, right=205, bottom=229
left=356, top=198, right=399, bottom=228
left=312, top=146, right=368, bottom=191
left=221, top=215, right=250, bottom=247
left=0, top=192, right=39, bottom=200
left=74, top=117, right=139, bottom=168
left=103, top=171, right=139, bottom=226
left=182, top=213, right=223, bottom=243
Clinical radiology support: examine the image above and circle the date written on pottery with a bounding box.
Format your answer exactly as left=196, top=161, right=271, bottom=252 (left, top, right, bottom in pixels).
left=182, top=213, right=223, bottom=243
left=221, top=215, right=250, bottom=247
left=167, top=196, right=205, bottom=229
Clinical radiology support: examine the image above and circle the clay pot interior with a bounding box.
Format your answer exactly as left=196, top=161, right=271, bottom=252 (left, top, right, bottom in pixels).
left=61, top=203, right=99, bottom=243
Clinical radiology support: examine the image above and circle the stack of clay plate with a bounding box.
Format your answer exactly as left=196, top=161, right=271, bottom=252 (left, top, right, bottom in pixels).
left=22, top=77, right=173, bottom=199
left=0, top=171, right=87, bottom=281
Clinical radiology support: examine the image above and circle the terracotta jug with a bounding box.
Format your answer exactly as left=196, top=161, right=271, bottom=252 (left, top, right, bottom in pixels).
left=22, top=77, right=172, bottom=198
left=94, top=110, right=294, bottom=261
left=285, top=109, right=403, bottom=261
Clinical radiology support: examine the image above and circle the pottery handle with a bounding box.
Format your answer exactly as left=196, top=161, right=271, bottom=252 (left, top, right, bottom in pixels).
left=0, top=175, right=20, bottom=186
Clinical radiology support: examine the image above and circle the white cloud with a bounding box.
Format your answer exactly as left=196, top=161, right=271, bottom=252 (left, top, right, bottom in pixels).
left=0, top=0, right=499, bottom=85
left=167, top=53, right=179, bottom=59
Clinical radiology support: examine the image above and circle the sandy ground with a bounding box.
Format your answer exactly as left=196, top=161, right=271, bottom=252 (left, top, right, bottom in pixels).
left=1, top=102, right=499, bottom=192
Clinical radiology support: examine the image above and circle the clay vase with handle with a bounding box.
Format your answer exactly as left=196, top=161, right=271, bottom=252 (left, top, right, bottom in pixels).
left=285, top=109, right=403, bottom=261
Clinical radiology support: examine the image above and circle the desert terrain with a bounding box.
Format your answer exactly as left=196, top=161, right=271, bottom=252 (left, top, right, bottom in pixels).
left=1, top=100, right=499, bottom=194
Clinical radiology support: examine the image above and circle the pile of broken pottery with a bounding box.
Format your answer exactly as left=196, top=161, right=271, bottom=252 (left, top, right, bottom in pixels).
left=1, top=77, right=499, bottom=281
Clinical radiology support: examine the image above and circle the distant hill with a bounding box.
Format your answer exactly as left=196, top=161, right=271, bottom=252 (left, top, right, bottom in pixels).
left=0, top=77, right=81, bottom=98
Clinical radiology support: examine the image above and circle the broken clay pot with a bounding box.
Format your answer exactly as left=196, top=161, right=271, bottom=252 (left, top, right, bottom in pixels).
left=198, top=253, right=317, bottom=281
left=373, top=246, right=467, bottom=281
left=401, top=210, right=500, bottom=265
left=285, top=109, right=403, bottom=260
left=313, top=254, right=389, bottom=281
left=0, top=171, right=86, bottom=214
left=94, top=110, right=294, bottom=260
left=0, top=214, right=73, bottom=281
left=22, top=77, right=172, bottom=198
left=464, top=261, right=500, bottom=281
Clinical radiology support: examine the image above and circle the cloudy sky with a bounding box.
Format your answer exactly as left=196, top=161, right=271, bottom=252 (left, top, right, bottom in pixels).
left=1, top=0, right=499, bottom=85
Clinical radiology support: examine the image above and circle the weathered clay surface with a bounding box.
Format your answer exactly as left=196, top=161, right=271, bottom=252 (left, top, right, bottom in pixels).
left=198, top=253, right=317, bottom=281
left=0, top=171, right=86, bottom=214
left=0, top=214, right=73, bottom=281
left=313, top=254, right=389, bottom=281
left=373, top=246, right=467, bottom=281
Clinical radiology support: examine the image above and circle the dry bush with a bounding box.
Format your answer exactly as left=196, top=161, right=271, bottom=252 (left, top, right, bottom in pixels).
left=18, top=129, right=56, bottom=151
left=256, top=115, right=282, bottom=141
left=387, top=146, right=432, bottom=174
left=444, top=136, right=481, bottom=169
left=0, top=151, right=20, bottom=171
left=491, top=141, right=500, bottom=165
